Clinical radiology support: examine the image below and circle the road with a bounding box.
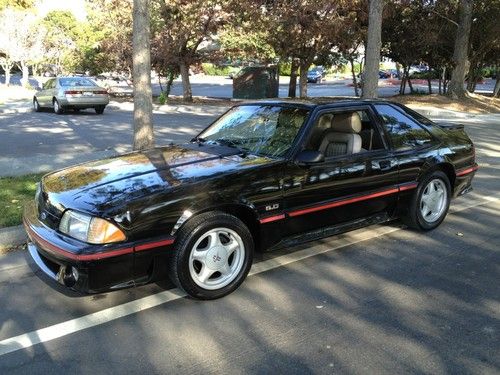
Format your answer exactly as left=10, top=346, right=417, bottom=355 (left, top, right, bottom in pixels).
left=151, top=75, right=496, bottom=98
left=0, top=104, right=227, bottom=175
left=2, top=73, right=496, bottom=100
left=0, top=112, right=499, bottom=373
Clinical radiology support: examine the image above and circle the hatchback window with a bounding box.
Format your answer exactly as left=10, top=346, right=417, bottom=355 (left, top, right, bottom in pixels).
left=375, top=104, right=433, bottom=150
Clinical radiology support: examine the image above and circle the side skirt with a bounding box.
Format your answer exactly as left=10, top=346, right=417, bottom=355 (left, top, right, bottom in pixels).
left=267, top=212, right=392, bottom=252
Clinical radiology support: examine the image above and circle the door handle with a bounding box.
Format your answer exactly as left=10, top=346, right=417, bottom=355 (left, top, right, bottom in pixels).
left=378, top=160, right=392, bottom=171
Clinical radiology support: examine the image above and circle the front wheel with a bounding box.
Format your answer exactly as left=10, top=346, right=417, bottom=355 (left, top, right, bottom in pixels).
left=404, top=171, right=451, bottom=230
left=169, top=212, right=254, bottom=299
left=95, top=106, right=105, bottom=114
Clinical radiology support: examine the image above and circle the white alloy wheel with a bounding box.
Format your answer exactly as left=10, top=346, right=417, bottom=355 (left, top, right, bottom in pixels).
left=188, top=227, right=245, bottom=290
left=419, top=178, right=447, bottom=223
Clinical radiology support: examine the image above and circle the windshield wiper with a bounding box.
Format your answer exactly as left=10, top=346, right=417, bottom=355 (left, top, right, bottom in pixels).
left=192, top=136, right=206, bottom=145
left=214, top=138, right=248, bottom=157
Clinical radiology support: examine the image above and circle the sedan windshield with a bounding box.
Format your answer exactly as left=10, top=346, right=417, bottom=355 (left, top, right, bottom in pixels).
left=198, top=105, right=310, bottom=158
left=59, top=78, right=97, bottom=87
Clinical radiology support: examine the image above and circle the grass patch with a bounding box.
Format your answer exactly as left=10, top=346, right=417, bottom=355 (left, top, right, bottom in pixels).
left=0, top=173, right=45, bottom=228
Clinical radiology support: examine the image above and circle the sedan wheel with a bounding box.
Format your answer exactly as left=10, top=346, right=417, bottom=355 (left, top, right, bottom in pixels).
left=169, top=212, right=254, bottom=299
left=404, top=171, right=450, bottom=230
left=33, top=98, right=41, bottom=112
left=53, top=99, right=63, bottom=114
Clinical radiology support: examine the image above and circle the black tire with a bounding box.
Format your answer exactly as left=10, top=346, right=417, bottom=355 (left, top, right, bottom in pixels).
left=73, top=108, right=80, bottom=113
left=95, top=106, right=105, bottom=114
left=33, top=98, right=41, bottom=112
left=169, top=211, right=254, bottom=300
left=53, top=98, right=64, bottom=114
left=403, top=170, right=451, bottom=230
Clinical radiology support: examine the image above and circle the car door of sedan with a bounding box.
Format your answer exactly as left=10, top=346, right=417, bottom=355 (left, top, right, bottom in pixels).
left=38, top=78, right=56, bottom=106
left=282, top=106, right=399, bottom=236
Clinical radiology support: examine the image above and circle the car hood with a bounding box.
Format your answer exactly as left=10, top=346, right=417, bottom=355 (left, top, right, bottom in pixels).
left=41, top=144, right=275, bottom=216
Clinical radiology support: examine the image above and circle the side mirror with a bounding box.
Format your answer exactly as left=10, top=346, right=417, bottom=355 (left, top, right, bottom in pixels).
left=295, top=150, right=324, bottom=165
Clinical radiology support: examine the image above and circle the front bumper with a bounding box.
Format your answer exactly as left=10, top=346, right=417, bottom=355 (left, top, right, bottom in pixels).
left=23, top=201, right=175, bottom=293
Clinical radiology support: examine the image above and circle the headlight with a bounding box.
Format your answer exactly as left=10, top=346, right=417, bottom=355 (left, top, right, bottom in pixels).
left=59, top=210, right=126, bottom=244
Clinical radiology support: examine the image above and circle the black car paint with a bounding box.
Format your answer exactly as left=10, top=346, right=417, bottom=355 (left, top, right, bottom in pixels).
left=24, top=100, right=477, bottom=293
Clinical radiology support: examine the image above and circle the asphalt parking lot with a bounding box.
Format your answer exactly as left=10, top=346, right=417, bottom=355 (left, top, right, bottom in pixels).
left=0, top=106, right=499, bottom=374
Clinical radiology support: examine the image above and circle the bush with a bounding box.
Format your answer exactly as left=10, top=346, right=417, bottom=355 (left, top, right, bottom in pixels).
left=201, top=63, right=232, bottom=76
left=279, top=62, right=292, bottom=76
left=158, top=92, right=167, bottom=105
left=481, top=67, right=496, bottom=78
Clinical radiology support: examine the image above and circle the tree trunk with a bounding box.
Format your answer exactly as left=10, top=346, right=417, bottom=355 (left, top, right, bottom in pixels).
left=427, top=68, right=432, bottom=94
left=19, top=61, right=29, bottom=87
left=132, top=0, right=154, bottom=151
left=399, top=64, right=407, bottom=95
left=493, top=76, right=499, bottom=97
left=158, top=73, right=163, bottom=92
left=407, top=69, right=414, bottom=93
left=5, top=71, right=10, bottom=86
left=441, top=66, right=447, bottom=95
left=165, top=69, right=175, bottom=98
left=349, top=57, right=359, bottom=97
left=1, top=60, right=13, bottom=86
left=298, top=59, right=309, bottom=98
left=361, top=0, right=384, bottom=99
left=179, top=60, right=192, bottom=102
left=288, top=58, right=299, bottom=98
left=466, top=64, right=480, bottom=93
left=447, top=0, right=473, bottom=99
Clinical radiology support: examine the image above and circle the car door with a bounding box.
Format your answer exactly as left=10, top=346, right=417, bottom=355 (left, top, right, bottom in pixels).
left=282, top=106, right=399, bottom=236
left=38, top=78, right=55, bottom=106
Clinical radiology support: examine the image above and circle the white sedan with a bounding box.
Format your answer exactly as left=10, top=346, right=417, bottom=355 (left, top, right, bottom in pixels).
left=33, top=77, right=110, bottom=114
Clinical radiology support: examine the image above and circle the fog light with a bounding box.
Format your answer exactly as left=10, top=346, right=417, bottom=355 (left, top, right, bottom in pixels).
left=71, top=266, right=79, bottom=282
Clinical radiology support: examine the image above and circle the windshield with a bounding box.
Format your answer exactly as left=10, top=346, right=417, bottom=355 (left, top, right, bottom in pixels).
left=198, top=105, right=310, bottom=158
left=59, top=77, right=97, bottom=87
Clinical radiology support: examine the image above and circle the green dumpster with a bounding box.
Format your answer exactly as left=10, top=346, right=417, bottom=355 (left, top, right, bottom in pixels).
left=233, top=66, right=279, bottom=99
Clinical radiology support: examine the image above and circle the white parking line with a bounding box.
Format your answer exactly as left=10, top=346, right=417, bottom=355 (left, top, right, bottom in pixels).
left=0, top=196, right=498, bottom=357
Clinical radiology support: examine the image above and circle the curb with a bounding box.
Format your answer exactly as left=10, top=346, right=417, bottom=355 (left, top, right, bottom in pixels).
left=0, top=225, right=26, bottom=252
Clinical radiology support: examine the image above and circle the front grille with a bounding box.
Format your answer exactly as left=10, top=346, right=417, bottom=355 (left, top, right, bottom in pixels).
left=37, top=184, right=63, bottom=230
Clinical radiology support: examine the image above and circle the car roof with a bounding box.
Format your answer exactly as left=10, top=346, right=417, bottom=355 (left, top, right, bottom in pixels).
left=237, top=98, right=397, bottom=110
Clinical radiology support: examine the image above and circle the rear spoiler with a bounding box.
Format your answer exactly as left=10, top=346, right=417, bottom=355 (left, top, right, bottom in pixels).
left=437, top=122, right=465, bottom=131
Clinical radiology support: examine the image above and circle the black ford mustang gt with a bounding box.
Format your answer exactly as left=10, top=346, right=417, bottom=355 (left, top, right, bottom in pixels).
left=24, top=100, right=478, bottom=299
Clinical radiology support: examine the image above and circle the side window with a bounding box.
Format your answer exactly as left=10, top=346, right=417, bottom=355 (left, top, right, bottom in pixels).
left=375, top=104, right=432, bottom=151
left=43, top=79, right=55, bottom=90
left=305, top=109, right=385, bottom=157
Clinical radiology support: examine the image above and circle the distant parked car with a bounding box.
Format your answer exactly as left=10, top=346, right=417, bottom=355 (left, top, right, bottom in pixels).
left=378, top=70, right=390, bottom=79
left=307, top=68, right=324, bottom=83
left=93, top=74, right=133, bottom=96
left=33, top=77, right=109, bottom=114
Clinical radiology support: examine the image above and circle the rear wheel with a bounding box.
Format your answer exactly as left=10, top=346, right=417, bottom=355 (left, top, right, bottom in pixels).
left=53, top=99, right=64, bottom=114
left=169, top=211, right=254, bottom=300
left=95, top=106, right=105, bottom=114
left=403, top=171, right=450, bottom=230
left=33, top=98, right=41, bottom=112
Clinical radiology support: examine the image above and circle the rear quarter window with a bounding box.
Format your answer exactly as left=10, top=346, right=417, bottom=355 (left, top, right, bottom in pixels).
left=375, top=104, right=433, bottom=151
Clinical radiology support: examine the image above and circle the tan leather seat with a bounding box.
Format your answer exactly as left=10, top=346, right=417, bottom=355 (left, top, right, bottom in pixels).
left=318, top=112, right=362, bottom=157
